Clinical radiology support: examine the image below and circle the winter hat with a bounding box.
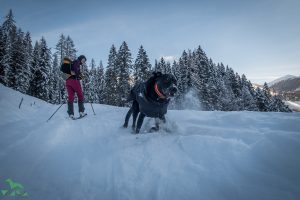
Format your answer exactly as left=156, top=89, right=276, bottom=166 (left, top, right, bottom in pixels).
left=78, top=55, right=86, bottom=61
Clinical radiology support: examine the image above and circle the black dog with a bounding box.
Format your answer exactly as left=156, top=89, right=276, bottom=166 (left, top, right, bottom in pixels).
left=123, top=72, right=178, bottom=134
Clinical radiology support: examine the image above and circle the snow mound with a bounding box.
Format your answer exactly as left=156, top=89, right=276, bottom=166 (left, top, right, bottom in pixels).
left=1, top=84, right=300, bottom=200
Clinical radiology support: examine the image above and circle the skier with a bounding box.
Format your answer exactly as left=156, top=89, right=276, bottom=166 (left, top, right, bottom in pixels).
left=66, top=55, right=87, bottom=119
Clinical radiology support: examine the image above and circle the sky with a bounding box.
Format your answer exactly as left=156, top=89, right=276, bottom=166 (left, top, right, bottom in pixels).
left=1, top=0, right=300, bottom=84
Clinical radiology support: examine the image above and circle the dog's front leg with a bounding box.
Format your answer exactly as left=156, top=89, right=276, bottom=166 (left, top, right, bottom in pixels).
left=123, top=107, right=133, bottom=128
left=132, top=101, right=139, bottom=130
left=135, top=113, right=146, bottom=134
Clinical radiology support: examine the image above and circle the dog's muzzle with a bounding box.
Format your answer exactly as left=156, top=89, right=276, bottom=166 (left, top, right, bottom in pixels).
left=164, top=85, right=178, bottom=97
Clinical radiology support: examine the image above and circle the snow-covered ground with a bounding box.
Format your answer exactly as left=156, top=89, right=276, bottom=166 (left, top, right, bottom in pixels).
left=1, top=84, right=300, bottom=200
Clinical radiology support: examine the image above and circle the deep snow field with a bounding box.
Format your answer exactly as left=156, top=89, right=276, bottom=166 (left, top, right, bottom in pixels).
left=1, top=84, right=300, bottom=200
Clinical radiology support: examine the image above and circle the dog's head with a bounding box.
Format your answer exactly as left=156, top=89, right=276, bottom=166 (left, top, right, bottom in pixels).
left=154, top=72, right=178, bottom=98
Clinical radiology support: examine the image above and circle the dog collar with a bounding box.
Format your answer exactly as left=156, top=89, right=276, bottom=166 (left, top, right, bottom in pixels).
left=154, top=83, right=166, bottom=99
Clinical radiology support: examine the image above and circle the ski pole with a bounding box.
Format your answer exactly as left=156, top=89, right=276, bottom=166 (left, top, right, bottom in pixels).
left=90, top=103, right=96, bottom=115
left=19, top=97, right=24, bottom=109
left=47, top=103, right=64, bottom=122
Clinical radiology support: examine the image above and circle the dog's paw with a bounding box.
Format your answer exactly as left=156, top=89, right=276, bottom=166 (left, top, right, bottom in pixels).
left=149, top=127, right=159, bottom=133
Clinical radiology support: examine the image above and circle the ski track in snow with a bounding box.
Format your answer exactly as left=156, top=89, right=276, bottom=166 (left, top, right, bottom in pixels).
left=1, top=85, right=300, bottom=200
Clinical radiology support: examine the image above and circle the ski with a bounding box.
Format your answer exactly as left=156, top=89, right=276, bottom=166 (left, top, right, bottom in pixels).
left=72, top=113, right=87, bottom=120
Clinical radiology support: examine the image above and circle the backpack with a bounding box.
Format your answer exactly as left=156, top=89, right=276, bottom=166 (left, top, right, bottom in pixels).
left=60, top=57, right=73, bottom=73
left=60, top=57, right=73, bottom=80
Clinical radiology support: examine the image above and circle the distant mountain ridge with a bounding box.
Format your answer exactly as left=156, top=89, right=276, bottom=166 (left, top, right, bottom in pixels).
left=268, top=75, right=298, bottom=87
left=268, top=75, right=300, bottom=101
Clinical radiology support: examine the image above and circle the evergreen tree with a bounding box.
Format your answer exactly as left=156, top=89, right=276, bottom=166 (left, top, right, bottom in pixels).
left=65, top=35, right=77, bottom=60
left=154, top=59, right=159, bottom=72
left=104, top=45, right=118, bottom=106
left=223, top=66, right=238, bottom=110
left=0, top=25, right=4, bottom=84
left=55, top=34, right=66, bottom=63
left=37, top=37, right=52, bottom=101
left=240, top=74, right=258, bottom=111
left=214, top=63, right=230, bottom=110
left=23, top=32, right=33, bottom=94
left=28, top=38, right=52, bottom=101
left=178, top=50, right=189, bottom=94
left=255, top=88, right=268, bottom=112
left=28, top=41, right=40, bottom=97
left=165, top=62, right=172, bottom=74
left=49, top=54, right=61, bottom=104
left=14, top=29, right=30, bottom=93
left=0, top=10, right=17, bottom=86
left=81, top=60, right=90, bottom=103
left=88, top=59, right=98, bottom=103
left=170, top=60, right=181, bottom=109
left=133, top=45, right=151, bottom=83
left=269, top=95, right=291, bottom=112
left=116, top=41, right=132, bottom=106
left=157, top=57, right=166, bottom=73
left=262, top=83, right=272, bottom=104
left=191, top=46, right=216, bottom=110
left=96, top=61, right=105, bottom=104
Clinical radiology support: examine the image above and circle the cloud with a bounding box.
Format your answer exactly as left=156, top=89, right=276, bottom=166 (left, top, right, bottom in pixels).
left=162, top=56, right=177, bottom=63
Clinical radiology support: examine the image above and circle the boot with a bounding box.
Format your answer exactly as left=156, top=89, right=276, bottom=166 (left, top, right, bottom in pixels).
left=78, top=101, right=86, bottom=117
left=67, top=102, right=74, bottom=117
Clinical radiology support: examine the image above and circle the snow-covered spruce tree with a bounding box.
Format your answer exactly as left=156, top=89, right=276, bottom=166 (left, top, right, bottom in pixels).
left=28, top=41, right=40, bottom=97
left=28, top=38, right=52, bottom=101
left=104, top=45, right=118, bottom=106
left=173, top=58, right=184, bottom=108
left=214, top=63, right=231, bottom=110
left=157, top=57, right=166, bottom=74
left=153, top=59, right=160, bottom=72
left=96, top=61, right=105, bottom=104
left=0, top=10, right=17, bottom=87
left=81, top=61, right=90, bottom=103
left=240, top=74, right=258, bottom=111
left=169, top=60, right=180, bottom=109
left=14, top=29, right=31, bottom=93
left=269, top=95, right=291, bottom=112
left=206, top=58, right=220, bottom=110
left=191, top=46, right=216, bottom=110
left=55, top=34, right=66, bottom=63
left=262, top=82, right=272, bottom=111
left=55, top=34, right=77, bottom=62
left=37, top=37, right=52, bottom=101
left=88, top=59, right=98, bottom=103
left=65, top=36, right=77, bottom=61
left=165, top=62, right=172, bottom=74
left=133, top=45, right=152, bottom=83
left=255, top=87, right=268, bottom=112
left=49, top=54, right=61, bottom=104
left=23, top=32, right=33, bottom=95
left=178, top=50, right=190, bottom=95
left=223, top=66, right=239, bottom=110
left=0, top=24, right=4, bottom=84
left=116, top=41, right=132, bottom=107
